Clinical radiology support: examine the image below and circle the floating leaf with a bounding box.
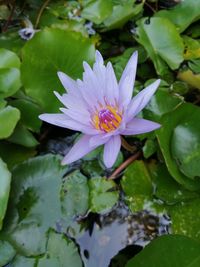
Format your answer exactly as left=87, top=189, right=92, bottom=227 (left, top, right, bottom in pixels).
left=21, top=28, right=95, bottom=112
left=157, top=103, right=200, bottom=190
left=125, top=235, right=200, bottom=267
left=89, top=177, right=118, bottom=213
left=0, top=159, right=11, bottom=230
left=0, top=240, right=16, bottom=266
left=136, top=17, right=184, bottom=75
left=81, top=0, right=113, bottom=24
left=155, top=0, right=200, bottom=33
left=61, top=170, right=89, bottom=218
left=121, top=160, right=153, bottom=212
left=0, top=106, right=20, bottom=139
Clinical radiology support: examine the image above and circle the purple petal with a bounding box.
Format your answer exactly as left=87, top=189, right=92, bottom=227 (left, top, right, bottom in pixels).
left=121, top=118, right=161, bottom=135
left=62, top=134, right=105, bottom=165
left=103, top=135, right=121, bottom=168
left=57, top=71, right=76, bottom=92
left=105, top=62, right=119, bottom=105
left=95, top=50, right=104, bottom=65
left=126, top=79, right=160, bottom=122
left=119, top=51, right=138, bottom=108
left=89, top=134, right=111, bottom=147
left=39, top=113, right=99, bottom=135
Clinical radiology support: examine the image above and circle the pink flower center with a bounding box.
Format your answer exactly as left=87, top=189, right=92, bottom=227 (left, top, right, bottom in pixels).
left=92, top=105, right=122, bottom=132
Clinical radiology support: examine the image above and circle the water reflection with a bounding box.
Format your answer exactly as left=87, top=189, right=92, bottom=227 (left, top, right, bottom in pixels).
left=76, top=201, right=171, bottom=267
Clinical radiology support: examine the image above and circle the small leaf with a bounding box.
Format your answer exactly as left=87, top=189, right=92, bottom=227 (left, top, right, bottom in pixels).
left=0, top=106, right=20, bottom=139
left=89, top=177, right=118, bottom=213
left=0, top=240, right=16, bottom=266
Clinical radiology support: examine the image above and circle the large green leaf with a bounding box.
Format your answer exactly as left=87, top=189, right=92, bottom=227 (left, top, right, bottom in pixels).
left=121, top=160, right=153, bottom=212
left=157, top=103, right=200, bottom=190
left=9, top=99, right=42, bottom=133
left=81, top=0, right=113, bottom=24
left=0, top=141, right=36, bottom=169
left=1, top=154, right=67, bottom=256
left=125, top=235, right=200, bottom=267
left=0, top=159, right=11, bottom=230
left=0, top=106, right=20, bottom=139
left=21, top=28, right=95, bottom=112
left=155, top=0, right=200, bottom=33
left=103, top=0, right=144, bottom=31
left=136, top=17, right=184, bottom=75
left=169, top=199, right=200, bottom=241
left=0, top=48, right=20, bottom=68
left=0, top=68, right=21, bottom=98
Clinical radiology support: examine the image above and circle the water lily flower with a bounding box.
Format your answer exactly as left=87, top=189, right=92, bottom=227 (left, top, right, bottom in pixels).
left=39, top=51, right=161, bottom=168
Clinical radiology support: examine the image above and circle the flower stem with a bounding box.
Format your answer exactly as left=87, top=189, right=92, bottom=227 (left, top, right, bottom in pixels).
left=35, top=0, right=50, bottom=29
left=121, top=137, right=137, bottom=153
left=108, top=150, right=142, bottom=180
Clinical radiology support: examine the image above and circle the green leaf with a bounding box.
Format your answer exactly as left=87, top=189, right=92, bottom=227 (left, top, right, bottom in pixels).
left=157, top=103, right=200, bottom=190
left=136, top=17, right=184, bottom=75
left=21, top=28, right=95, bottom=112
left=144, top=89, right=183, bottom=121
left=142, top=139, right=157, bottom=159
left=89, top=177, right=118, bottom=213
left=0, top=106, right=20, bottom=139
left=0, top=68, right=21, bottom=98
left=149, top=163, right=198, bottom=205
left=0, top=48, right=20, bottom=68
left=61, top=170, right=89, bottom=218
left=42, top=230, right=82, bottom=267
left=0, top=141, right=36, bottom=169
left=0, top=240, right=16, bottom=266
left=125, top=235, right=200, bottom=267
left=81, top=0, right=113, bottom=24
left=9, top=99, right=42, bottom=133
left=0, top=158, right=11, bottom=230
left=8, top=123, right=39, bottom=148
left=183, top=36, right=200, bottom=60
left=2, top=154, right=67, bottom=256
left=10, top=255, right=36, bottom=267
left=155, top=0, right=200, bottom=33
left=171, top=116, right=200, bottom=179
left=103, top=0, right=144, bottom=31
left=121, top=160, right=153, bottom=212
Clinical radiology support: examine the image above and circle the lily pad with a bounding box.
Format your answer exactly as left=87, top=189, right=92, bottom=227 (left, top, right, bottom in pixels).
left=136, top=17, right=184, bottom=75
left=125, top=235, right=200, bottom=267
left=21, top=28, right=95, bottom=112
left=157, top=103, right=200, bottom=190
left=0, top=106, right=20, bottom=139
left=155, top=0, right=200, bottom=33
left=0, top=159, right=11, bottom=230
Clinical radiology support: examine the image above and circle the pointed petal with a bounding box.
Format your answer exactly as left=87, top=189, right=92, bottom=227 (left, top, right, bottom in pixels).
left=39, top=113, right=99, bottom=135
left=119, top=51, right=138, bottom=107
left=106, top=62, right=119, bottom=105
left=89, top=134, right=110, bottom=147
left=121, top=118, right=161, bottom=135
left=62, top=134, right=104, bottom=165
left=126, top=79, right=160, bottom=121
left=103, top=135, right=121, bottom=168
left=57, top=71, right=76, bottom=92
left=95, top=50, right=104, bottom=65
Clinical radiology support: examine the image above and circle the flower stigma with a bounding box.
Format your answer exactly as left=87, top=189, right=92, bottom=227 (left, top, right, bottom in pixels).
left=92, top=105, right=122, bottom=132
